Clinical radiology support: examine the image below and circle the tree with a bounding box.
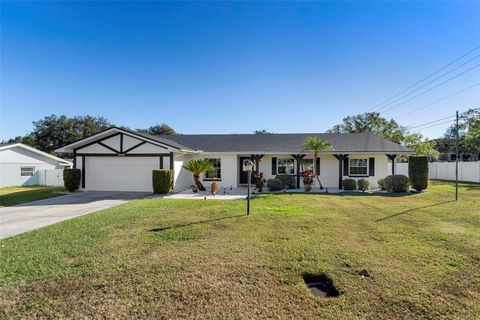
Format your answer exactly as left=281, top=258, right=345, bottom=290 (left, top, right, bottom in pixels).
left=3, top=115, right=112, bottom=156
left=137, top=123, right=176, bottom=135
left=301, top=136, right=333, bottom=189
left=328, top=112, right=406, bottom=143
left=463, top=108, right=480, bottom=157
left=253, top=129, right=273, bottom=134
left=443, top=107, right=480, bottom=157
left=403, top=133, right=439, bottom=159
left=182, top=159, right=214, bottom=191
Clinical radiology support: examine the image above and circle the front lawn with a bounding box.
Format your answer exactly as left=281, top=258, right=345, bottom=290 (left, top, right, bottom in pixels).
left=0, top=186, right=64, bottom=207
left=0, top=181, right=479, bottom=319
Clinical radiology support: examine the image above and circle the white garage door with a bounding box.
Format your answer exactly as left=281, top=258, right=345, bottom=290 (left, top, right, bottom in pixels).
left=85, top=157, right=159, bottom=192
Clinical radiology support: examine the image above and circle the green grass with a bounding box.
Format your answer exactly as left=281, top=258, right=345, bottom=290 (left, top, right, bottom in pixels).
left=0, top=181, right=479, bottom=319
left=0, top=186, right=64, bottom=207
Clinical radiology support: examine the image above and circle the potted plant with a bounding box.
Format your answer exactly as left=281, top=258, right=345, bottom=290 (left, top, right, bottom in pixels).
left=254, top=172, right=264, bottom=192
left=300, top=169, right=315, bottom=192
left=183, top=159, right=214, bottom=191
left=210, top=179, right=219, bottom=195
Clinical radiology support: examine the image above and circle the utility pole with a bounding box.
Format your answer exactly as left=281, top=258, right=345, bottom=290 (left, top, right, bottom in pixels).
left=455, top=110, right=459, bottom=201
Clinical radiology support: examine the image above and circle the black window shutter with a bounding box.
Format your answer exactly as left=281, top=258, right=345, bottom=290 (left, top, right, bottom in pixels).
left=369, top=157, right=375, bottom=176
left=272, top=157, right=277, bottom=175
left=343, top=157, right=349, bottom=176
left=315, top=158, right=320, bottom=175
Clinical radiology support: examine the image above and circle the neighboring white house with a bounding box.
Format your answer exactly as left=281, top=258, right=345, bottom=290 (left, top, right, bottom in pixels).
left=55, top=127, right=414, bottom=192
left=0, top=143, right=72, bottom=187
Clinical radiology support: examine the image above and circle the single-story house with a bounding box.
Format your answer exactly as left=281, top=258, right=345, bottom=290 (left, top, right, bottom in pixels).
left=55, top=127, right=414, bottom=192
left=0, top=143, right=72, bottom=187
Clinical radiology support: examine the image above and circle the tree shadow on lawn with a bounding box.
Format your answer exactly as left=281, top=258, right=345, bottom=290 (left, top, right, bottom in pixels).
left=375, top=200, right=455, bottom=222
left=149, top=214, right=246, bottom=232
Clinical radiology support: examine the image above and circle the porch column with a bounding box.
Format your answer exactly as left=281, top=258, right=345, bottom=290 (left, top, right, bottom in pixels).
left=81, top=155, right=85, bottom=189
left=333, top=154, right=348, bottom=189
left=291, top=154, right=306, bottom=188
left=250, top=154, right=264, bottom=174
left=386, top=154, right=397, bottom=175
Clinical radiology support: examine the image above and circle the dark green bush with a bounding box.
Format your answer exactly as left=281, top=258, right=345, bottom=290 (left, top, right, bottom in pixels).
left=342, top=179, right=357, bottom=191
left=152, top=169, right=174, bottom=194
left=378, top=178, right=386, bottom=191
left=63, top=168, right=81, bottom=192
left=409, top=156, right=429, bottom=192
left=383, top=175, right=410, bottom=193
left=275, top=175, right=296, bottom=189
left=267, top=178, right=283, bottom=191
left=357, top=178, right=370, bottom=192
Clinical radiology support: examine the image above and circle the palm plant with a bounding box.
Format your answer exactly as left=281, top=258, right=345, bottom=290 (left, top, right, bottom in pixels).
left=183, top=159, right=214, bottom=191
left=302, top=136, right=333, bottom=189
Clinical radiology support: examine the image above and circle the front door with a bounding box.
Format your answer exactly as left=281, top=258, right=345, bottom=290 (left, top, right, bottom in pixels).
left=239, top=157, right=251, bottom=184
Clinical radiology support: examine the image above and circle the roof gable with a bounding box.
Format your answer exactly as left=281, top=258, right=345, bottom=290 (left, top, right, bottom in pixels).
left=0, top=143, right=72, bottom=165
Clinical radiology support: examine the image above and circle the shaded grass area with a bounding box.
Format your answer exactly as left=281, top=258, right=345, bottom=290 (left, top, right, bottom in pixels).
left=0, top=186, right=64, bottom=207
left=0, top=181, right=479, bottom=319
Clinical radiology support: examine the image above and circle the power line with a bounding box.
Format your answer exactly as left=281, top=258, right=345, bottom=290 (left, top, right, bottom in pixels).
left=379, top=63, right=480, bottom=114
left=376, top=54, right=480, bottom=113
left=393, top=82, right=480, bottom=119
left=409, top=119, right=455, bottom=131
left=407, top=115, right=455, bottom=130
left=369, top=44, right=480, bottom=111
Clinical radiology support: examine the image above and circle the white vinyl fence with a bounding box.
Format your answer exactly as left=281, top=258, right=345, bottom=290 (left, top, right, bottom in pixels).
left=38, top=169, right=64, bottom=186
left=388, top=161, right=480, bottom=183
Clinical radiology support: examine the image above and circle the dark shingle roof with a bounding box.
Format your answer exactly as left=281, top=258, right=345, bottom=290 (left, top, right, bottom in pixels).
left=159, top=133, right=413, bottom=154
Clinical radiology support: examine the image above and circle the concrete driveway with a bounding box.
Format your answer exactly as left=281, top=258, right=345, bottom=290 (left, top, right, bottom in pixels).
left=0, top=191, right=149, bottom=240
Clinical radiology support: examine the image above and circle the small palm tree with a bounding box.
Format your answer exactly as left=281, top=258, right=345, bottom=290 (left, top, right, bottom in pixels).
left=183, top=159, right=214, bottom=191
left=302, top=136, right=333, bottom=189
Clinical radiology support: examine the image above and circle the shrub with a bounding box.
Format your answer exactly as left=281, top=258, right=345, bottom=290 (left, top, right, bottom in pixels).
left=267, top=178, right=283, bottom=191
left=383, top=175, right=409, bottom=193
left=409, top=156, right=429, bottom=192
left=254, top=172, right=265, bottom=192
left=300, top=169, right=315, bottom=191
left=377, top=178, right=386, bottom=191
left=63, top=168, right=81, bottom=192
left=152, top=169, right=174, bottom=194
left=357, top=179, right=370, bottom=192
left=342, top=179, right=357, bottom=191
left=275, top=175, right=296, bottom=189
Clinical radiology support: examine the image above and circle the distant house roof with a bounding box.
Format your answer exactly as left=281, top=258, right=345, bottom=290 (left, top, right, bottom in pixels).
left=162, top=132, right=414, bottom=154
left=0, top=143, right=73, bottom=166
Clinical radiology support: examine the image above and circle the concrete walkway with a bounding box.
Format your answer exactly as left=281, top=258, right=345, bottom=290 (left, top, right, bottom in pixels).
left=0, top=191, right=148, bottom=240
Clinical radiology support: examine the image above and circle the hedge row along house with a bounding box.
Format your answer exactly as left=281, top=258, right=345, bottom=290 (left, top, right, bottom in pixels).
left=55, top=127, right=414, bottom=192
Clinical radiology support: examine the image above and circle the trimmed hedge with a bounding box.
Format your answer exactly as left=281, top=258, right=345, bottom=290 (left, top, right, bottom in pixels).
left=409, top=156, right=429, bottom=192
left=342, top=179, right=357, bottom=191
left=275, top=175, right=296, bottom=189
left=267, top=178, right=283, bottom=191
left=383, top=175, right=409, bottom=193
left=152, top=169, right=174, bottom=194
left=378, top=178, right=386, bottom=191
left=63, top=168, right=81, bottom=192
left=357, top=178, right=370, bottom=192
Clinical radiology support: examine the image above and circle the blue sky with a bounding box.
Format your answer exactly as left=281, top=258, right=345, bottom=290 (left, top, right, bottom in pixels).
left=1, top=1, right=479, bottom=140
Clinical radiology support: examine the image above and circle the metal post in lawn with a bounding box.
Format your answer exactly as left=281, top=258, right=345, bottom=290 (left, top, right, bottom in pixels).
left=455, top=110, right=459, bottom=201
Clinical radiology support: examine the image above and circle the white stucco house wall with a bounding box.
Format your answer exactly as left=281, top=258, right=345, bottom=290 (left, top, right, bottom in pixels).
left=55, top=127, right=414, bottom=192
left=0, top=143, right=72, bottom=187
